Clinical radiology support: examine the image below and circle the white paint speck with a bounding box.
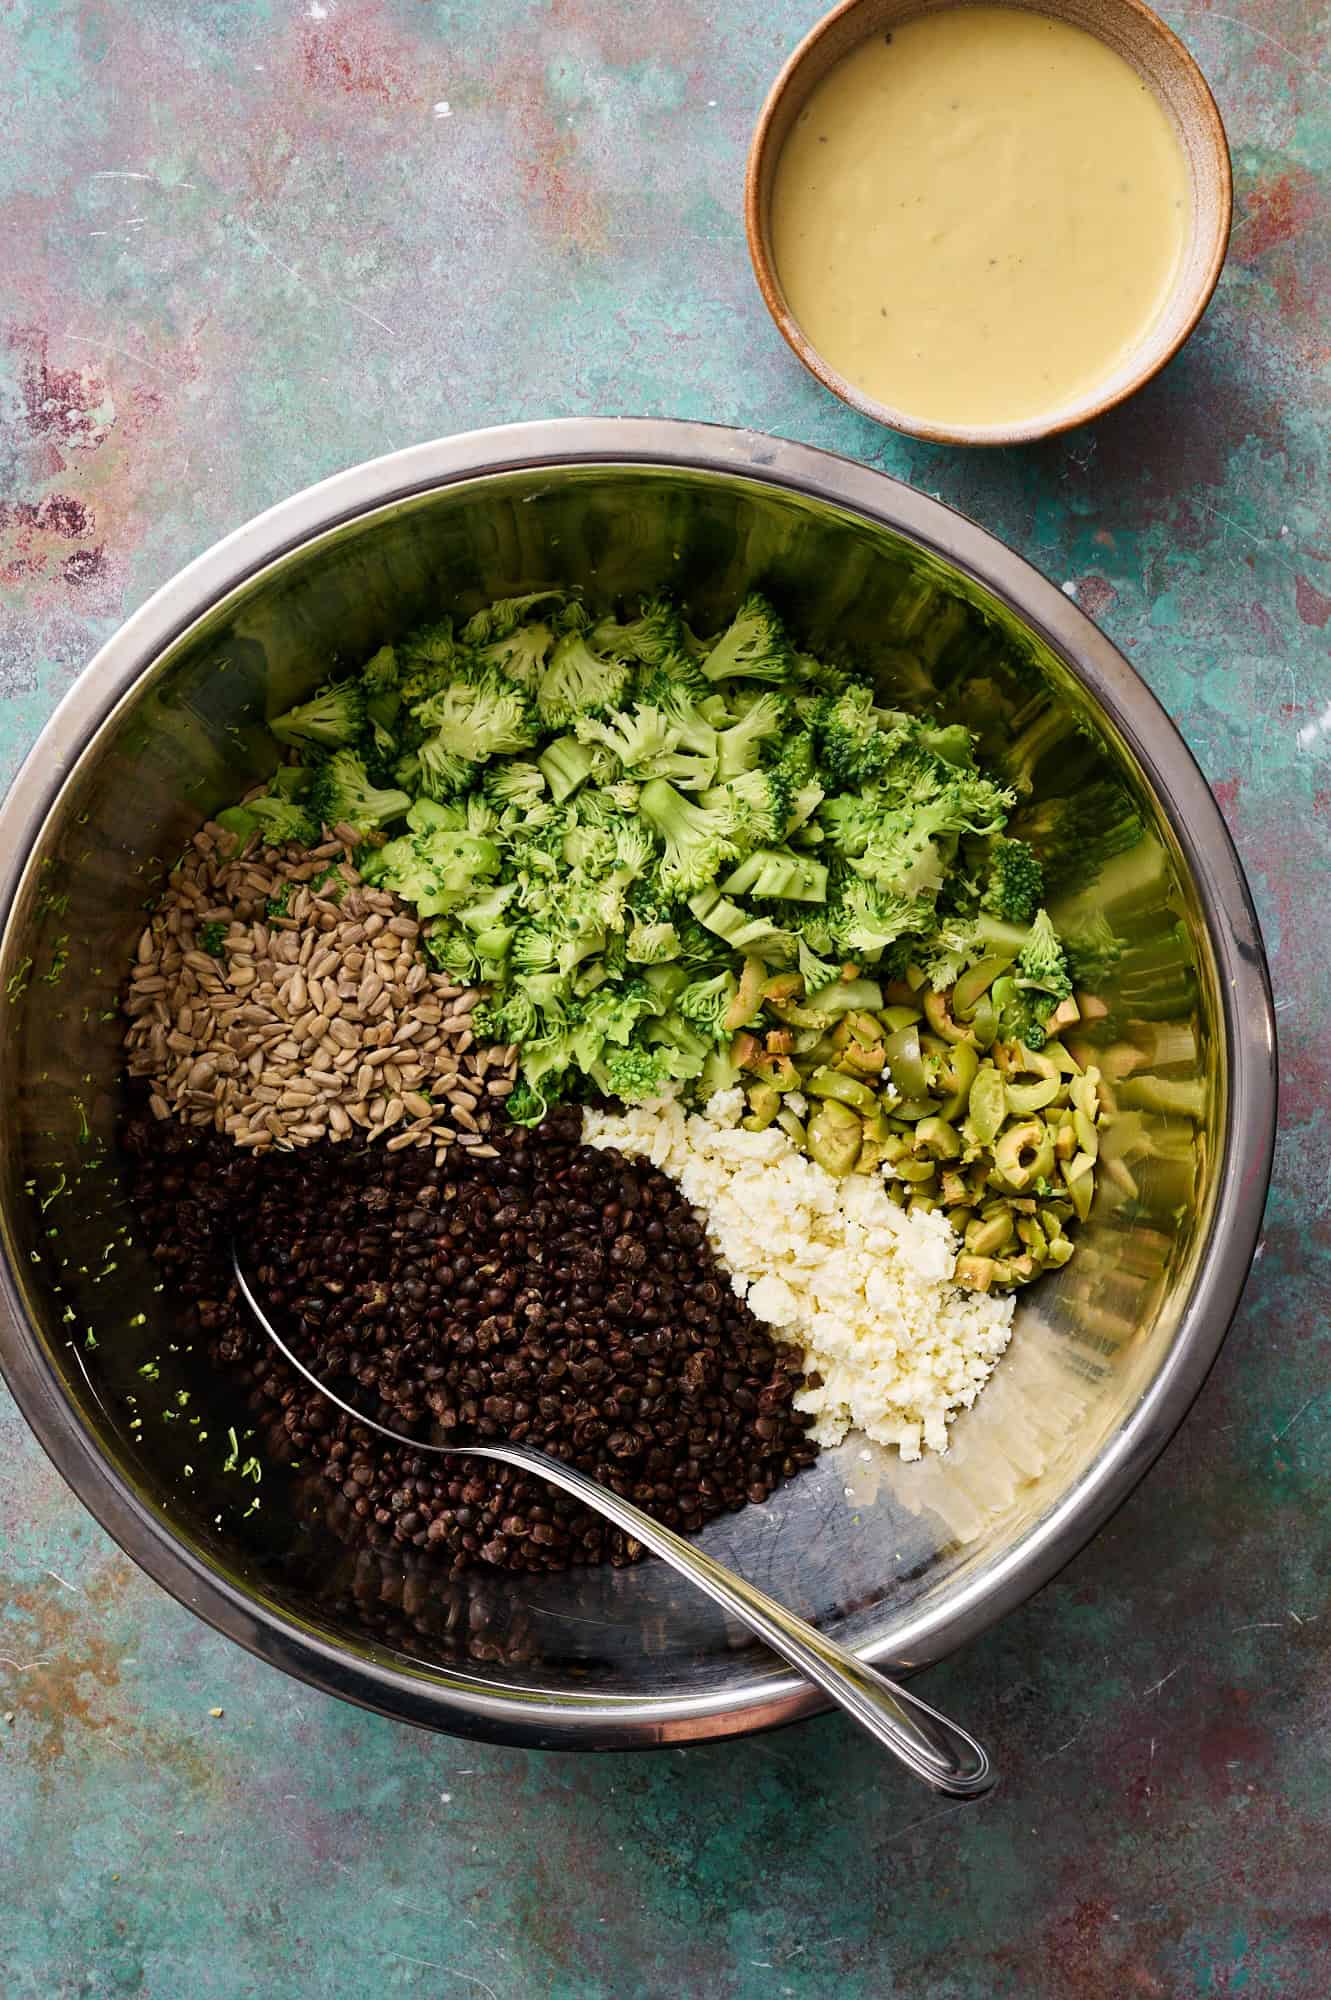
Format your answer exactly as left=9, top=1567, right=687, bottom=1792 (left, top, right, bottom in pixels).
left=1061, top=579, right=1078, bottom=597
left=1281, top=524, right=1290, bottom=536
left=439, top=1791, right=452, bottom=1803
left=707, top=99, right=717, bottom=107
left=308, top=0, right=327, bottom=17
left=433, top=100, right=452, bottom=118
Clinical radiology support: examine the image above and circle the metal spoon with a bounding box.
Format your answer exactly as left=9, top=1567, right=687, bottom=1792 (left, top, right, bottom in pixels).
left=232, top=1245, right=994, bottom=1797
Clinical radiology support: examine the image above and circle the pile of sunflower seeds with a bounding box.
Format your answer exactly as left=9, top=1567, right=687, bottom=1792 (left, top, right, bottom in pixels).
left=123, top=822, right=516, bottom=1162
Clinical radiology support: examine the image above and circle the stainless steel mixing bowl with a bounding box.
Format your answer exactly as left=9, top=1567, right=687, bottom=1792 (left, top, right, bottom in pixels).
left=0, top=420, right=1275, bottom=1749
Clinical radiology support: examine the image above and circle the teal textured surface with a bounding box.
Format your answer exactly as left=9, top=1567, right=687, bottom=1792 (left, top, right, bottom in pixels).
left=2, top=0, right=1329, bottom=1993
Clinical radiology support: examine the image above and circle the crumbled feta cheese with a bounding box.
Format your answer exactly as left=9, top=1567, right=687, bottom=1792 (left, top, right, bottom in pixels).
left=583, top=1094, right=1014, bottom=1461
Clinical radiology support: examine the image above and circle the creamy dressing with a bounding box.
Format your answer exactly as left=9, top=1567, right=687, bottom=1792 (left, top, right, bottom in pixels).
left=770, top=6, right=1191, bottom=428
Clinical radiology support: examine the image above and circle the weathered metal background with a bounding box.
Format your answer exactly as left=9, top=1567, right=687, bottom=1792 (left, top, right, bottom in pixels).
left=2, top=0, right=1328, bottom=1992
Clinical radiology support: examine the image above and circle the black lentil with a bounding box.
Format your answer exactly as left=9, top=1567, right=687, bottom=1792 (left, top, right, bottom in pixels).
left=121, top=1105, right=818, bottom=1574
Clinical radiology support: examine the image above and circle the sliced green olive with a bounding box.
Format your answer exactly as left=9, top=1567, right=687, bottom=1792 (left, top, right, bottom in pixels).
left=914, top=1116, right=962, bottom=1160
left=806, top=977, right=884, bottom=1018
left=923, top=988, right=972, bottom=1045
left=953, top=955, right=1013, bottom=1019
left=742, top=1082, right=781, bottom=1132
left=966, top=1211, right=1014, bottom=1257
left=746, top=1052, right=803, bottom=1091
left=807, top=1099, right=863, bottom=1177
left=1073, top=1105, right=1100, bottom=1157
left=890, top=1097, right=936, bottom=1123
left=806, top=1068, right=880, bottom=1115
left=1044, top=1236, right=1075, bottom=1268
left=971, top=993, right=999, bottom=1048
left=956, top=1253, right=997, bottom=1292
left=994, top=1119, right=1056, bottom=1190
left=893, top=1154, right=939, bottom=1183
left=880, top=1005, right=924, bottom=1033
left=761, top=971, right=805, bottom=1005
left=724, top=953, right=767, bottom=1031
left=884, top=1024, right=930, bottom=1099
left=1006, top=1074, right=1061, bottom=1115
left=776, top=1106, right=807, bottom=1147
left=968, top=1066, right=1007, bottom=1146
left=937, top=1039, right=979, bottom=1120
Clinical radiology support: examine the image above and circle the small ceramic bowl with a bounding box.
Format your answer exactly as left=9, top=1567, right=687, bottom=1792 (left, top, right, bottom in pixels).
left=745, top=0, right=1233, bottom=446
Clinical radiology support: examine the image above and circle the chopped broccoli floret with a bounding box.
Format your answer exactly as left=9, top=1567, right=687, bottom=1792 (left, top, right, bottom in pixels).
left=699, top=593, right=795, bottom=685
left=600, top=1041, right=673, bottom=1104
left=413, top=676, right=539, bottom=764
left=536, top=631, right=634, bottom=728
left=413, top=735, right=476, bottom=802
left=460, top=591, right=567, bottom=646
left=215, top=796, right=317, bottom=848
left=269, top=679, right=365, bottom=751
left=477, top=622, right=555, bottom=692
left=625, top=917, right=681, bottom=963
left=199, top=920, right=227, bottom=958
left=713, top=692, right=788, bottom=779
left=674, top=970, right=739, bottom=1036
left=359, top=646, right=399, bottom=697
left=701, top=769, right=791, bottom=850
left=1016, top=907, right=1073, bottom=1000
left=638, top=778, right=740, bottom=894
left=307, top=749, right=411, bottom=835
left=813, top=686, right=910, bottom=789
left=980, top=837, right=1044, bottom=923
left=482, top=760, right=547, bottom=812
left=368, top=828, right=501, bottom=917
left=574, top=704, right=715, bottom=789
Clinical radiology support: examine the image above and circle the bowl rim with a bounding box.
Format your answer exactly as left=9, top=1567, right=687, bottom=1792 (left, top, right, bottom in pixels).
left=0, top=418, right=1276, bottom=1747
left=744, top=0, right=1235, bottom=447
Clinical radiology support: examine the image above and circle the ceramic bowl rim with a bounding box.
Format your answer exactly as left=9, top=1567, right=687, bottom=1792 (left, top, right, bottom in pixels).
left=744, top=0, right=1235, bottom=447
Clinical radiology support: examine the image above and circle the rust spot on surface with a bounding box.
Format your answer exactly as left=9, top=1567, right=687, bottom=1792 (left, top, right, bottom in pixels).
left=1295, top=573, right=1331, bottom=628
left=1074, top=573, right=1118, bottom=621
left=1236, top=168, right=1321, bottom=263
left=35, top=493, right=92, bottom=537
left=0, top=1558, right=133, bottom=1765
left=62, top=544, right=107, bottom=584
left=300, top=16, right=406, bottom=102
left=11, top=322, right=114, bottom=448
left=1213, top=776, right=1241, bottom=819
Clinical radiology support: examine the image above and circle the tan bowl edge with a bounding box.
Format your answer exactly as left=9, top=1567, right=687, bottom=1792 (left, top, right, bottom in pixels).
left=744, top=0, right=1234, bottom=447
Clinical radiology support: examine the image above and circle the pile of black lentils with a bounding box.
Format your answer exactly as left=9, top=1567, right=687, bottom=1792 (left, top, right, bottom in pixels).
left=122, top=1106, right=818, bottom=1574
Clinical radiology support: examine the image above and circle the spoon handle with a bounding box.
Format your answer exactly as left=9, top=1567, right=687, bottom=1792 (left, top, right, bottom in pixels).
left=470, top=1440, right=995, bottom=1798
left=232, top=1250, right=993, bottom=1795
